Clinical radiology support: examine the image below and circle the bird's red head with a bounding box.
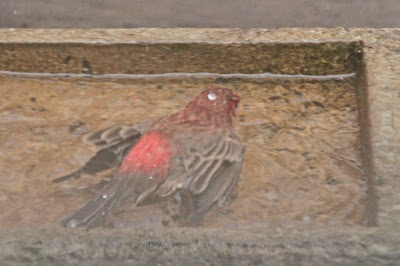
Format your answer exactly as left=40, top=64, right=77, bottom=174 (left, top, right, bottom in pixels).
left=181, top=87, right=241, bottom=130
left=191, top=86, right=240, bottom=114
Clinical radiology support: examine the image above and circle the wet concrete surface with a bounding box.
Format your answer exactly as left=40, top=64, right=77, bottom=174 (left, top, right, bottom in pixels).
left=1, top=0, right=399, bottom=28
left=0, top=75, right=366, bottom=229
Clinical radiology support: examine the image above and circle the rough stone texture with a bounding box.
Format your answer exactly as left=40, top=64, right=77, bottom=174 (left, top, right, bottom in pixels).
left=0, top=28, right=399, bottom=264
left=0, top=42, right=360, bottom=75
left=1, top=227, right=400, bottom=265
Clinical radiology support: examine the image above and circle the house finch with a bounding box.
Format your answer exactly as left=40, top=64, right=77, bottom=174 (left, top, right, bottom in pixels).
left=55, top=87, right=245, bottom=228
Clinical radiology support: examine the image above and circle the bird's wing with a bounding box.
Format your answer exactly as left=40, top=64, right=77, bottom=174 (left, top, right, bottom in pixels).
left=53, top=123, right=148, bottom=183
left=60, top=170, right=158, bottom=228
left=156, top=129, right=245, bottom=223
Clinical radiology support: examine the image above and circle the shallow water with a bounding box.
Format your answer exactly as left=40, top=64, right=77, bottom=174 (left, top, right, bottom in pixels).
left=0, top=74, right=366, bottom=229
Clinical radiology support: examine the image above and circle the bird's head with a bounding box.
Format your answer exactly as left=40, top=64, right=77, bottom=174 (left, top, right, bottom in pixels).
left=181, top=87, right=241, bottom=129
left=190, top=86, right=240, bottom=115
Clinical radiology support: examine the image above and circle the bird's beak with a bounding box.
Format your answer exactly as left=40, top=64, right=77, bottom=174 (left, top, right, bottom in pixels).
left=232, top=94, right=240, bottom=109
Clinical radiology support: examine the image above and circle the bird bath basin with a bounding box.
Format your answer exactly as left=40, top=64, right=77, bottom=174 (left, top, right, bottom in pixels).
left=0, top=39, right=372, bottom=229
left=0, top=29, right=399, bottom=264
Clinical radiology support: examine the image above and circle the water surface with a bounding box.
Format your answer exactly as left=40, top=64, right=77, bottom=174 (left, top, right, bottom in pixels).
left=0, top=74, right=366, bottom=229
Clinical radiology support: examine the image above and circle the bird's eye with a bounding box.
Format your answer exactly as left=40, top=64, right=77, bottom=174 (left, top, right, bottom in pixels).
left=207, top=92, right=217, bottom=101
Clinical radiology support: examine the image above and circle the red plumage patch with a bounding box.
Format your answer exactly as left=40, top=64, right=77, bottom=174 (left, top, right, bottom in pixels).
left=120, top=131, right=172, bottom=183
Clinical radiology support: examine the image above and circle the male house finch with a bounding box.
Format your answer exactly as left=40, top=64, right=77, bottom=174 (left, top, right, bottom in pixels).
left=55, top=87, right=245, bottom=228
